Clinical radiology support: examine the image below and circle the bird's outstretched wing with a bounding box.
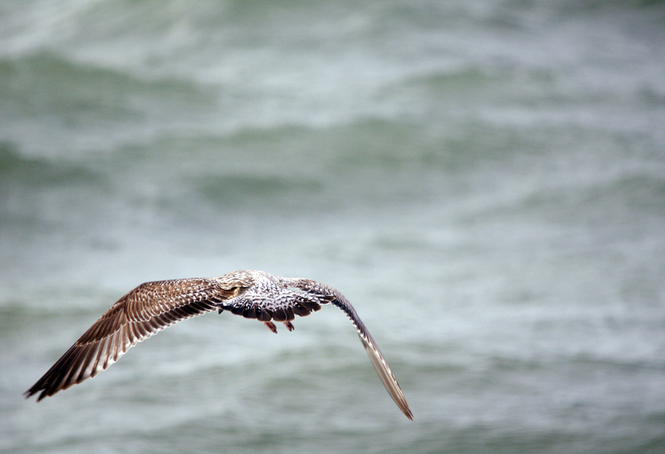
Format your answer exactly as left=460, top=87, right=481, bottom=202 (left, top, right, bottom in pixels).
left=285, top=278, right=414, bottom=421
left=24, top=278, right=244, bottom=401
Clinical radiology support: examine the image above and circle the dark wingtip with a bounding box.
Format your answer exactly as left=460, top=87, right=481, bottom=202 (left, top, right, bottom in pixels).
left=23, top=388, right=41, bottom=402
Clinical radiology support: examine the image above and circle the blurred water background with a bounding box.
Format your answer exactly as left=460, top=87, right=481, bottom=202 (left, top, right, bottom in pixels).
left=1, top=1, right=665, bottom=453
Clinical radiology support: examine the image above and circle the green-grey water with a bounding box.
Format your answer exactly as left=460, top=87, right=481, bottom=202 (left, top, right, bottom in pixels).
left=1, top=1, right=665, bottom=453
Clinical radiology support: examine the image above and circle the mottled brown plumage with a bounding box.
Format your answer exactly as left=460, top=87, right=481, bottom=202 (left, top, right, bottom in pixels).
left=25, top=270, right=413, bottom=420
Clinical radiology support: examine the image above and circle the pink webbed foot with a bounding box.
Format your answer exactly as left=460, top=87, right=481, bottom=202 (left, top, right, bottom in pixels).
left=264, top=321, right=278, bottom=333
left=283, top=321, right=295, bottom=332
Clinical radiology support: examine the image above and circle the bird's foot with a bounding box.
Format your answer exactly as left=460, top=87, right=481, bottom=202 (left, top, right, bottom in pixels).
left=283, top=321, right=295, bottom=332
left=264, top=321, right=278, bottom=333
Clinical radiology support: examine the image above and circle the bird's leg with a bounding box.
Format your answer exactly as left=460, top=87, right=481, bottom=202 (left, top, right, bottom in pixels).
left=264, top=321, right=278, bottom=333
left=283, top=321, right=295, bottom=332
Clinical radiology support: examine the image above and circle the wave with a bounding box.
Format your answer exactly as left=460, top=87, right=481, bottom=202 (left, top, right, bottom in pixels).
left=0, top=51, right=216, bottom=156
left=1, top=50, right=212, bottom=114
left=0, top=142, right=101, bottom=186
left=196, top=173, right=324, bottom=208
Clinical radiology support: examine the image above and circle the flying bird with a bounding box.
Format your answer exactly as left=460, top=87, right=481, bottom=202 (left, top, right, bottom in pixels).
left=25, top=270, right=413, bottom=420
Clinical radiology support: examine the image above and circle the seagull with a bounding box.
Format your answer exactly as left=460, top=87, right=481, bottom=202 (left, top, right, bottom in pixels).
left=24, top=270, right=413, bottom=420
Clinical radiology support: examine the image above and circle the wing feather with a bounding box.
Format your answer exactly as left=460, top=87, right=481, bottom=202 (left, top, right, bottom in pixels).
left=285, top=278, right=414, bottom=420
left=24, top=278, right=243, bottom=401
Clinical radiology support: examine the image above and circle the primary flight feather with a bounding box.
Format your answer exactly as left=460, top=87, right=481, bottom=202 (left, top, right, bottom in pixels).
left=25, top=270, right=413, bottom=420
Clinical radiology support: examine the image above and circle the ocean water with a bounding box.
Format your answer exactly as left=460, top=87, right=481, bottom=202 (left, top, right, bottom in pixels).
left=1, top=0, right=665, bottom=453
